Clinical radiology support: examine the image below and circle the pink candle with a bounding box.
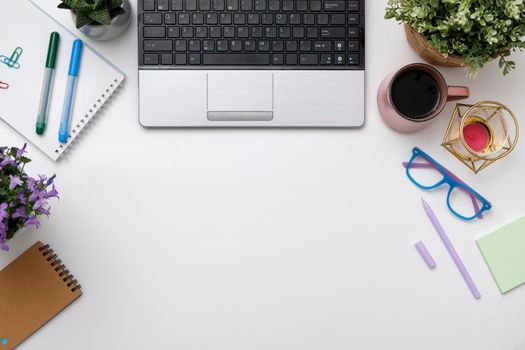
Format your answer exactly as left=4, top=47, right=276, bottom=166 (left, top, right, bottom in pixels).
left=463, top=122, right=490, bottom=152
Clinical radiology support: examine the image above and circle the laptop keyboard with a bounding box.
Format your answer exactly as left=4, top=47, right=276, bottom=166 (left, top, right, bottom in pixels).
left=138, top=0, right=364, bottom=69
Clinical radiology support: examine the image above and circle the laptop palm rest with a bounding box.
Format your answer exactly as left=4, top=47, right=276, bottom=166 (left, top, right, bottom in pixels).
left=207, top=71, right=273, bottom=121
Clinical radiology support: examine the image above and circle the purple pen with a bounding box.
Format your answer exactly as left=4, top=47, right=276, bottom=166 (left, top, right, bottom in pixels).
left=421, top=198, right=481, bottom=300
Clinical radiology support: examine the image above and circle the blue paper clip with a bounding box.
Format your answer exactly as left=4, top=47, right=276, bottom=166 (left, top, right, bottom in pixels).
left=0, top=47, right=23, bottom=69
left=0, top=81, right=8, bottom=89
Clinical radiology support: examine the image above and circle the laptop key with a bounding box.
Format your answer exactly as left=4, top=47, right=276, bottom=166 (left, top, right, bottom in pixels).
left=171, top=0, right=183, bottom=9
left=144, top=40, right=172, bottom=51
left=348, top=0, right=359, bottom=11
left=347, top=53, right=359, bottom=65
left=161, top=53, right=173, bottom=64
left=231, top=40, right=243, bottom=51
left=189, top=39, right=201, bottom=51
left=310, top=0, right=321, bottom=11
left=286, top=53, right=298, bottom=64
left=189, top=54, right=201, bottom=64
left=254, top=0, right=267, bottom=10
left=286, top=40, right=298, bottom=51
left=244, top=40, right=256, bottom=51
left=262, top=14, right=273, bottom=25
left=320, top=27, right=345, bottom=38
left=206, top=13, right=218, bottom=24
left=272, top=54, right=284, bottom=64
left=203, top=53, right=270, bottom=64
left=303, top=13, right=315, bottom=24
left=199, top=0, right=211, bottom=9
left=227, top=0, right=239, bottom=10
left=238, top=26, right=249, bottom=37
left=299, top=54, right=318, bottom=64
left=143, top=0, right=155, bottom=10
left=347, top=40, right=359, bottom=51
left=168, top=27, right=180, bottom=37
left=324, top=0, right=345, bottom=11
left=182, top=27, right=194, bottom=37
left=164, top=13, right=176, bottom=24
left=210, top=27, right=221, bottom=37
left=175, top=39, right=187, bottom=51
left=306, top=27, right=318, bottom=38
left=283, top=0, right=293, bottom=10
left=299, top=40, right=311, bottom=51
left=179, top=13, right=190, bottom=24
left=143, top=13, right=162, bottom=24
left=224, top=26, right=235, bottom=38
left=296, top=0, right=308, bottom=11
left=348, top=13, right=359, bottom=24
left=272, top=40, right=284, bottom=51
left=203, top=40, right=215, bottom=51
left=335, top=53, right=345, bottom=64
left=331, top=13, right=345, bottom=24
left=175, top=53, right=187, bottom=64
left=258, top=40, right=270, bottom=51
left=320, top=53, right=332, bottom=64
left=317, top=13, right=329, bottom=24
left=217, top=39, right=229, bottom=51
left=158, top=0, right=169, bottom=10
left=334, top=40, right=345, bottom=51
left=213, top=0, right=225, bottom=10
left=235, top=13, right=247, bottom=24
left=185, top=0, right=197, bottom=10
left=143, top=53, right=159, bottom=65
left=313, top=41, right=331, bottom=51
left=241, top=0, right=253, bottom=10
left=192, top=13, right=204, bottom=24
left=195, top=26, right=208, bottom=38
left=144, top=27, right=166, bottom=38
left=276, top=13, right=287, bottom=25
left=348, top=27, right=359, bottom=38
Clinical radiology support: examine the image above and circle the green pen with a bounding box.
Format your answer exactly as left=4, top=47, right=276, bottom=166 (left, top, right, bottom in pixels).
left=36, top=32, right=60, bottom=135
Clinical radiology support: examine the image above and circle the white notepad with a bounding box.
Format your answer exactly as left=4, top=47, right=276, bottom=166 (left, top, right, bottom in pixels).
left=0, top=0, right=125, bottom=161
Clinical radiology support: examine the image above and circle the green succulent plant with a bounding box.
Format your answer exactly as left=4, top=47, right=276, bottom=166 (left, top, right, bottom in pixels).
left=385, top=0, right=525, bottom=76
left=58, top=0, right=126, bottom=29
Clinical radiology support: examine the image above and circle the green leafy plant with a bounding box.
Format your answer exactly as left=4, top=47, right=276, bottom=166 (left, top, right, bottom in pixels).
left=58, top=0, right=126, bottom=29
left=385, top=0, right=525, bottom=76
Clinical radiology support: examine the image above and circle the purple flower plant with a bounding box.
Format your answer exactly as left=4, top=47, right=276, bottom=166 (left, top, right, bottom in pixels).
left=0, top=144, right=59, bottom=251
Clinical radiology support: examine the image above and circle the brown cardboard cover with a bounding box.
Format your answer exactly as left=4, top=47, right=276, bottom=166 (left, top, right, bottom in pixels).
left=0, top=241, right=82, bottom=349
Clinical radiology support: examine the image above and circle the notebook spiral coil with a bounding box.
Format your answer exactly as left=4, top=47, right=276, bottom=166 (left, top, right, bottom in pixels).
left=38, top=244, right=81, bottom=293
left=55, top=77, right=123, bottom=159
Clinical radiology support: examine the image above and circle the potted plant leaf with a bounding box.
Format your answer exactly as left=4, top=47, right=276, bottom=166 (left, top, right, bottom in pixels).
left=0, top=145, right=59, bottom=252
left=385, top=0, right=525, bottom=76
left=58, top=0, right=132, bottom=41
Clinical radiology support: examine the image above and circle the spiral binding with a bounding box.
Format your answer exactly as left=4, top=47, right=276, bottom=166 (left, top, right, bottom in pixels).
left=38, top=244, right=81, bottom=293
left=54, top=77, right=123, bottom=159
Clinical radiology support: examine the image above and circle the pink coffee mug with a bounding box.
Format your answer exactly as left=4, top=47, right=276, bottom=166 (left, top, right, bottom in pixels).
left=377, top=63, right=470, bottom=133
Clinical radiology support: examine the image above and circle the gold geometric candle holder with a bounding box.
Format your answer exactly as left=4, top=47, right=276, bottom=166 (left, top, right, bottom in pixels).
left=442, top=101, right=519, bottom=174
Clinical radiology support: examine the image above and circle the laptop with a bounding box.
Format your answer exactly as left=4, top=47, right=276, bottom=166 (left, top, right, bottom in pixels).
left=137, top=0, right=365, bottom=127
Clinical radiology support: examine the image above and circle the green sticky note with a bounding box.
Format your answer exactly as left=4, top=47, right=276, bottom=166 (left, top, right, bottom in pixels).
left=477, top=216, right=525, bottom=294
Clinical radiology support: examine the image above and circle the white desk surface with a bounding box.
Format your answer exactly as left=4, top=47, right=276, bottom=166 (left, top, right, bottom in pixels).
left=1, top=1, right=525, bottom=349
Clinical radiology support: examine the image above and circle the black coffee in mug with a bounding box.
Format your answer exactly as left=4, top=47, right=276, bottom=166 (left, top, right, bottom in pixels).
left=390, top=70, right=441, bottom=120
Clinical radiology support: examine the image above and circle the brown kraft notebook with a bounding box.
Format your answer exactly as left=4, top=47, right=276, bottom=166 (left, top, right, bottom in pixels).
left=0, top=241, right=82, bottom=349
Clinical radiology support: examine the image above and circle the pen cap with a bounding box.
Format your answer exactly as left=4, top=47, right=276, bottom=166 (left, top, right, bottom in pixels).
left=68, top=39, right=83, bottom=76
left=45, top=32, right=60, bottom=69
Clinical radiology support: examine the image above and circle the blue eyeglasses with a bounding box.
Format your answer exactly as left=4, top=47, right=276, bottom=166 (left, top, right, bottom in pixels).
left=404, top=147, right=492, bottom=221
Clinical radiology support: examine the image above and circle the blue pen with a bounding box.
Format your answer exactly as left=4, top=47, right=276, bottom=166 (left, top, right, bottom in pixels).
left=59, top=39, right=83, bottom=143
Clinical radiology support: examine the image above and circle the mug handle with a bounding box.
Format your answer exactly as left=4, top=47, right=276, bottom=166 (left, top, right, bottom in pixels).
left=447, top=86, right=470, bottom=101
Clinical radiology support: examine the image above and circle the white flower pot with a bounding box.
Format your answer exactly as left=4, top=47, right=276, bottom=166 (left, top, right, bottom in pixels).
left=71, top=0, right=132, bottom=41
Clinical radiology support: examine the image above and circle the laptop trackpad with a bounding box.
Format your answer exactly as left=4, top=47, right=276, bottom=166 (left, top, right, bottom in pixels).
left=207, top=72, right=273, bottom=113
